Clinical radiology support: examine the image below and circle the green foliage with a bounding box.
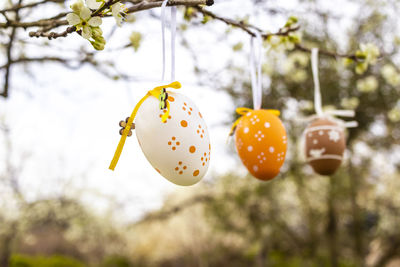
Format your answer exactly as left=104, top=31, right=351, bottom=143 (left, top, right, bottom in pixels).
left=184, top=7, right=195, bottom=21
left=201, top=15, right=210, bottom=24
left=2, top=0, right=400, bottom=267
left=10, top=254, right=85, bottom=267
left=232, top=42, right=243, bottom=51
left=354, top=43, right=380, bottom=74
left=284, top=16, right=298, bottom=28
left=101, top=255, right=132, bottom=267
left=91, top=27, right=106, bottom=50
left=129, top=32, right=142, bottom=52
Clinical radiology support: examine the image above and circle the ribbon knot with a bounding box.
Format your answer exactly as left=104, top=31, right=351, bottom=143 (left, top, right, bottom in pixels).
left=229, top=107, right=280, bottom=137
left=109, top=81, right=181, bottom=171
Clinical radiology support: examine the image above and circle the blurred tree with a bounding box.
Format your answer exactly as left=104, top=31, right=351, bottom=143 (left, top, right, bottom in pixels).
left=124, top=0, right=400, bottom=267
left=1, top=0, right=400, bottom=266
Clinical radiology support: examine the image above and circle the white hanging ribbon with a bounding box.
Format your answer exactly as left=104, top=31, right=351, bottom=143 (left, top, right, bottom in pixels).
left=161, top=0, right=176, bottom=82
left=311, top=48, right=323, bottom=117
left=250, top=31, right=263, bottom=110
left=310, top=48, right=358, bottom=128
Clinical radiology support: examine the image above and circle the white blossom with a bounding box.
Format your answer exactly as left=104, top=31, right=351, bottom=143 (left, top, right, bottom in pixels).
left=356, top=76, right=378, bottom=93
left=381, top=64, right=400, bottom=86
left=66, top=6, right=102, bottom=39
left=86, top=0, right=103, bottom=9
left=111, top=3, right=127, bottom=27
left=388, top=107, right=400, bottom=122
left=360, top=43, right=380, bottom=64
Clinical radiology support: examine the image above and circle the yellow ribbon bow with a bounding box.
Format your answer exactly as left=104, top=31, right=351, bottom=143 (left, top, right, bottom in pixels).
left=109, top=81, right=181, bottom=171
left=228, top=107, right=280, bottom=137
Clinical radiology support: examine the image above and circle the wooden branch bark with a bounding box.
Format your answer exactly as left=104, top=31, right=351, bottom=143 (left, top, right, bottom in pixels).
left=135, top=194, right=214, bottom=224
left=194, top=6, right=359, bottom=61
left=1, top=0, right=23, bottom=98
left=0, top=0, right=362, bottom=98
left=0, top=0, right=63, bottom=14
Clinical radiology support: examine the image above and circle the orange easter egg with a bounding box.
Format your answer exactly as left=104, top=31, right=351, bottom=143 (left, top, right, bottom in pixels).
left=234, top=110, right=287, bottom=180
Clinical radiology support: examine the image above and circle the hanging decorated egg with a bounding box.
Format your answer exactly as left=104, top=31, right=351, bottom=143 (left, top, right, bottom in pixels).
left=304, top=117, right=345, bottom=175
left=234, top=109, right=287, bottom=180
left=135, top=92, right=210, bottom=186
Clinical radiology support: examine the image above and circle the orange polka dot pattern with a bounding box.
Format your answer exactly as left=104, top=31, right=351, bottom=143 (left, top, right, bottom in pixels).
left=235, top=109, right=287, bottom=181
left=135, top=92, right=211, bottom=186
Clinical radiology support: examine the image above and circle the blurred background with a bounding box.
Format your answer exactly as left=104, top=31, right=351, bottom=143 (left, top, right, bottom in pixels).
left=1, top=0, right=400, bottom=266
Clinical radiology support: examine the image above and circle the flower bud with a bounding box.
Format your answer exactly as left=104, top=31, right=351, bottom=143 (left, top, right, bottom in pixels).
left=91, top=27, right=103, bottom=38
left=91, top=38, right=106, bottom=50
left=71, top=0, right=84, bottom=13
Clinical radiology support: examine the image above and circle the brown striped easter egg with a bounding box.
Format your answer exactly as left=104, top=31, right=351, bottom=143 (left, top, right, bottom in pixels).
left=304, top=118, right=346, bottom=175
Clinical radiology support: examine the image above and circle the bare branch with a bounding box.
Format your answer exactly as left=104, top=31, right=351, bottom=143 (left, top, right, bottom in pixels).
left=294, top=43, right=358, bottom=61
left=0, top=0, right=64, bottom=14
left=29, top=26, right=76, bottom=39
left=0, top=18, right=68, bottom=29
left=0, top=57, right=70, bottom=70
left=194, top=6, right=359, bottom=61
left=126, top=0, right=213, bottom=13
left=135, top=194, right=214, bottom=224
left=1, top=0, right=23, bottom=98
left=18, top=0, right=214, bottom=39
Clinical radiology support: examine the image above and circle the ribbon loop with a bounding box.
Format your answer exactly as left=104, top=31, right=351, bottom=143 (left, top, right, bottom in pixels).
left=325, top=109, right=355, bottom=118
left=311, top=48, right=323, bottom=117
left=250, top=30, right=263, bottom=110
left=161, top=0, right=176, bottom=82
left=310, top=48, right=357, bottom=128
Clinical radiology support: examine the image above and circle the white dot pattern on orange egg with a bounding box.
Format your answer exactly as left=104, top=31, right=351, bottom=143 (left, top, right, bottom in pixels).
left=135, top=92, right=210, bottom=186
left=234, top=109, right=287, bottom=181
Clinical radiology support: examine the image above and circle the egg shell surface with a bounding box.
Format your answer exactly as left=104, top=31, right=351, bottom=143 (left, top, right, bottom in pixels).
left=304, top=117, right=346, bottom=175
left=235, top=109, right=287, bottom=180
left=135, top=92, right=211, bottom=186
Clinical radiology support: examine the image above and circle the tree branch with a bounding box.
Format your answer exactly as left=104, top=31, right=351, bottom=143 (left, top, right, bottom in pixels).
left=0, top=0, right=64, bottom=14
left=295, top=43, right=358, bottom=61
left=29, top=26, right=76, bottom=39
left=0, top=57, right=70, bottom=70
left=1, top=0, right=23, bottom=98
left=19, top=0, right=214, bottom=39
left=0, top=0, right=361, bottom=99
left=194, top=6, right=359, bottom=61
left=126, top=0, right=213, bottom=14
left=135, top=194, right=214, bottom=224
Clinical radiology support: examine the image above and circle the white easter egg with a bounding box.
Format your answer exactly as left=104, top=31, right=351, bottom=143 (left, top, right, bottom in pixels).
left=135, top=92, right=211, bottom=186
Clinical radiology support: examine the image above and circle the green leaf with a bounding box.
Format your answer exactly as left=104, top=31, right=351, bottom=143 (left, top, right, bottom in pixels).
left=355, top=50, right=366, bottom=60
left=342, top=58, right=354, bottom=67
left=184, top=7, right=195, bottom=21
left=355, top=62, right=368, bottom=74
left=129, top=32, right=142, bottom=52
left=201, top=15, right=210, bottom=24
left=232, top=42, right=243, bottom=51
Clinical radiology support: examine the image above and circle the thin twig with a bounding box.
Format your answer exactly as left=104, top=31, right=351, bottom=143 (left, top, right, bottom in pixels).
left=29, top=26, right=76, bottom=39
left=295, top=43, right=358, bottom=61
left=1, top=0, right=23, bottom=98
left=195, top=6, right=359, bottom=61
left=0, top=57, right=70, bottom=70
left=0, top=0, right=64, bottom=14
